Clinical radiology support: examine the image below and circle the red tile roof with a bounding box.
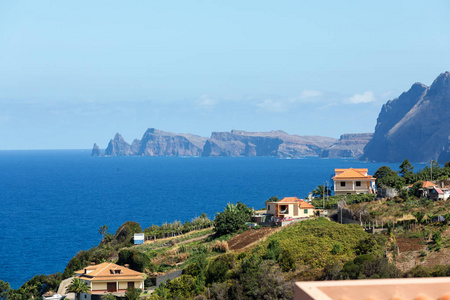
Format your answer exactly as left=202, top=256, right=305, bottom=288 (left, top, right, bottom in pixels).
left=333, top=168, right=374, bottom=180
left=277, top=197, right=315, bottom=208
left=75, top=262, right=145, bottom=281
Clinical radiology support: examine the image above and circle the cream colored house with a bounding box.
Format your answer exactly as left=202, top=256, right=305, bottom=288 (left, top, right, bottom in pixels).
left=74, top=262, right=145, bottom=299
left=266, top=197, right=315, bottom=219
left=333, top=168, right=376, bottom=195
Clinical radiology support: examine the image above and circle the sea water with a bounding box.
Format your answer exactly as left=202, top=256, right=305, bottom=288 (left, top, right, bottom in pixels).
left=0, top=150, right=427, bottom=288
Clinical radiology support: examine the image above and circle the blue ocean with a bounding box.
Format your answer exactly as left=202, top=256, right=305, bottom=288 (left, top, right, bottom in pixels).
left=0, top=151, right=428, bottom=288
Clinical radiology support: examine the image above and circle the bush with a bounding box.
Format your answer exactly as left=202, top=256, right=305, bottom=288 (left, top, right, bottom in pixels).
left=205, top=255, right=234, bottom=284
left=117, top=249, right=149, bottom=272
left=115, top=221, right=142, bottom=247
left=164, top=275, right=196, bottom=299
left=278, top=250, right=296, bottom=272
left=265, top=240, right=282, bottom=261
left=331, top=243, right=342, bottom=255
left=405, top=265, right=431, bottom=278
left=214, top=202, right=252, bottom=236
left=211, top=240, right=229, bottom=253
left=356, top=236, right=380, bottom=255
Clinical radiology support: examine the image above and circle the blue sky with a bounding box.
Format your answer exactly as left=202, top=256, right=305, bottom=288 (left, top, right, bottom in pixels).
left=1, top=0, right=449, bottom=149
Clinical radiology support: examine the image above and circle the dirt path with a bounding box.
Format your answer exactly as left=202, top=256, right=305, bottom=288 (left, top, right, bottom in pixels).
left=177, top=233, right=213, bottom=245
left=143, top=227, right=213, bottom=245
left=228, top=227, right=279, bottom=251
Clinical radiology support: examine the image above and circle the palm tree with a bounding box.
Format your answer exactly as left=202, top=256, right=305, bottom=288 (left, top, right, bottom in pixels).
left=312, top=185, right=331, bottom=198
left=66, top=278, right=91, bottom=300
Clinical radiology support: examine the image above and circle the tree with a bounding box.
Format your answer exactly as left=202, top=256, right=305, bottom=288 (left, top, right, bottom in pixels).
left=214, top=202, right=252, bottom=236
left=265, top=196, right=279, bottom=205
left=117, top=249, right=149, bottom=272
left=0, top=280, right=11, bottom=300
left=312, top=185, right=331, bottom=198
left=399, top=159, right=414, bottom=183
left=99, top=224, right=109, bottom=241
left=101, top=293, right=117, bottom=300
left=374, top=166, right=403, bottom=188
left=125, top=287, right=142, bottom=300
left=66, top=277, right=91, bottom=300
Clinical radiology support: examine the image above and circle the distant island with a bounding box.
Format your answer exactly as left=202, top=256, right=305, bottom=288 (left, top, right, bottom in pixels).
left=92, top=71, right=450, bottom=163
left=92, top=129, right=372, bottom=159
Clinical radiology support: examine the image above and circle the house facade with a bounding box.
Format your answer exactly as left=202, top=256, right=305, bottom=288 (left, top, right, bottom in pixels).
left=333, top=168, right=376, bottom=195
left=266, top=197, right=315, bottom=220
left=74, top=262, right=145, bottom=299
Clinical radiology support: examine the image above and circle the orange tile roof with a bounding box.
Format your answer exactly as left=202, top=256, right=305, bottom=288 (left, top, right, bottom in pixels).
left=299, top=202, right=315, bottom=209
left=277, top=197, right=315, bottom=208
left=407, top=181, right=436, bottom=188
left=333, top=168, right=374, bottom=179
left=279, top=197, right=302, bottom=203
left=75, top=262, right=145, bottom=282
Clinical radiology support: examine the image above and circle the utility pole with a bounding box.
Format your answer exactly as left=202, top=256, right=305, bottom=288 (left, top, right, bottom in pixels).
left=323, top=182, right=325, bottom=209
left=431, top=160, right=433, bottom=181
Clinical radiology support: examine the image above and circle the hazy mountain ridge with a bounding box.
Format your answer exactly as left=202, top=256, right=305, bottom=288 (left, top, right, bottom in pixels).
left=93, top=129, right=372, bottom=158
left=320, top=133, right=373, bottom=158
left=362, top=71, right=450, bottom=163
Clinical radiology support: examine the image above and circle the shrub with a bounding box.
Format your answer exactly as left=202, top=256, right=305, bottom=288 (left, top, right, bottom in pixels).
left=265, top=240, right=282, bottom=261
left=205, top=259, right=229, bottom=284
left=331, top=243, right=342, bottom=255
left=405, top=265, right=431, bottom=278
left=211, top=240, right=229, bottom=253
left=214, top=202, right=252, bottom=236
left=117, top=249, right=149, bottom=272
left=164, top=275, right=196, bottom=299
left=279, top=250, right=296, bottom=272
left=356, top=236, right=380, bottom=255
left=101, top=293, right=117, bottom=300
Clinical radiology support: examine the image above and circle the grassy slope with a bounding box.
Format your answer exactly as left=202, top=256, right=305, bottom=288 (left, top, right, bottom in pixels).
left=253, top=218, right=368, bottom=269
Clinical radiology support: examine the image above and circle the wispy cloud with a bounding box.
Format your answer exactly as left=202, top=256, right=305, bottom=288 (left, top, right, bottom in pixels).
left=299, top=90, right=323, bottom=99
left=255, top=99, right=288, bottom=113
left=196, top=94, right=218, bottom=109
left=346, top=91, right=376, bottom=104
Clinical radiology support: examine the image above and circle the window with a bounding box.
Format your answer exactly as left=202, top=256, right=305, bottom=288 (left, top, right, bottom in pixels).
left=128, top=282, right=134, bottom=289
left=340, top=182, right=346, bottom=187
left=356, top=181, right=361, bottom=187
left=268, top=205, right=270, bottom=210
left=304, top=209, right=308, bottom=214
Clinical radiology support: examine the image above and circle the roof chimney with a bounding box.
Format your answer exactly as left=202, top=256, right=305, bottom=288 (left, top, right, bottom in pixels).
left=124, top=264, right=129, bottom=268
left=91, top=262, right=95, bottom=265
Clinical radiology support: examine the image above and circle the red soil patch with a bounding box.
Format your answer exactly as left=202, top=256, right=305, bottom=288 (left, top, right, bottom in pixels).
left=397, top=237, right=424, bottom=252
left=228, top=227, right=277, bottom=251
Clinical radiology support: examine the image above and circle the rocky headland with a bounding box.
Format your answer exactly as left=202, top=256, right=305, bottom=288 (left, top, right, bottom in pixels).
left=320, top=133, right=373, bottom=158
left=361, top=71, right=450, bottom=163
left=93, top=129, right=372, bottom=158
left=102, top=129, right=207, bottom=156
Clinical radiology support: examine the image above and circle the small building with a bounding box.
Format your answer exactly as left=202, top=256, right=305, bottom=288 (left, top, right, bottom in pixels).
left=332, top=168, right=376, bottom=195
left=266, top=197, right=315, bottom=220
left=427, top=187, right=450, bottom=201
left=134, top=233, right=145, bottom=245
left=74, top=262, right=145, bottom=299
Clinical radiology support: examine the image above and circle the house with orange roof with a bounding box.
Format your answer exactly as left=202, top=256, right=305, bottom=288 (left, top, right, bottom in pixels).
left=408, top=181, right=436, bottom=189
left=332, top=168, right=376, bottom=195
left=74, top=262, right=145, bottom=299
left=266, top=197, right=315, bottom=220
